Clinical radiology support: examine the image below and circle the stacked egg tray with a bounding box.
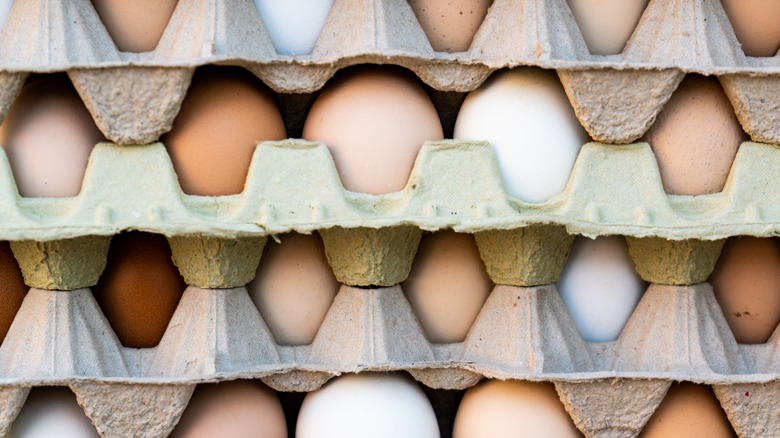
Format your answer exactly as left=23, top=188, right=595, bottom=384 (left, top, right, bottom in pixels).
left=0, top=0, right=778, bottom=145
left=0, top=0, right=778, bottom=437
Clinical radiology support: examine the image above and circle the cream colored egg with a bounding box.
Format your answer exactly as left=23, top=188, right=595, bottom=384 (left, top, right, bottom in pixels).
left=91, top=0, right=178, bottom=52
left=163, top=66, right=286, bottom=197
left=644, top=75, right=745, bottom=196
left=302, top=67, right=443, bottom=195
left=639, top=383, right=736, bottom=438
left=454, top=68, right=588, bottom=204
left=9, top=387, right=99, bottom=438
left=557, top=236, right=646, bottom=342
left=709, top=237, right=780, bottom=344
left=566, top=0, right=649, bottom=55
left=402, top=231, right=492, bottom=343
left=407, top=0, right=493, bottom=53
left=721, top=0, right=780, bottom=57
left=0, top=76, right=103, bottom=198
left=296, top=373, right=439, bottom=438
left=169, top=381, right=287, bottom=438
left=453, top=379, right=582, bottom=438
left=247, top=233, right=339, bottom=346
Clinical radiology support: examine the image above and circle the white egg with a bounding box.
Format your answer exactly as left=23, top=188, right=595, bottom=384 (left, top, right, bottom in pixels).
left=557, top=236, right=646, bottom=342
left=253, top=0, right=335, bottom=56
left=0, top=0, right=12, bottom=32
left=296, top=373, right=439, bottom=438
left=454, top=68, right=588, bottom=204
left=9, top=387, right=99, bottom=438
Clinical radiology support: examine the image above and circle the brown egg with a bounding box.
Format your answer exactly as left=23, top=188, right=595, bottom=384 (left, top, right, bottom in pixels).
left=644, top=75, right=746, bottom=196
left=247, top=233, right=339, bottom=346
left=92, top=232, right=186, bottom=348
left=302, top=66, right=443, bottom=195
left=453, top=379, right=583, bottom=438
left=0, top=76, right=104, bottom=198
left=169, top=380, right=286, bottom=438
left=720, top=0, right=780, bottom=57
left=709, top=237, right=780, bottom=344
left=566, top=0, right=649, bottom=55
left=402, top=231, right=492, bottom=343
left=0, top=241, right=27, bottom=344
left=91, top=0, right=179, bottom=52
left=407, top=0, right=493, bottom=53
left=639, top=383, right=736, bottom=438
left=163, top=66, right=287, bottom=197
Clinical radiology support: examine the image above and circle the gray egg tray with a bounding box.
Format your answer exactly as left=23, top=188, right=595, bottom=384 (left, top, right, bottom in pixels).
left=0, top=0, right=777, bottom=145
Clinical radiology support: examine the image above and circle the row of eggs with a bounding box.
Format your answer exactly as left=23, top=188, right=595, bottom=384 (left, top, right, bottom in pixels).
left=0, top=230, right=777, bottom=349
left=0, top=65, right=751, bottom=200
left=0, top=0, right=778, bottom=57
left=7, top=374, right=739, bottom=437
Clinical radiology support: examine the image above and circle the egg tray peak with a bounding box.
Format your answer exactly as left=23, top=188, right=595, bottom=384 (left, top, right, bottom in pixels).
left=0, top=138, right=777, bottom=289
left=0, top=0, right=778, bottom=145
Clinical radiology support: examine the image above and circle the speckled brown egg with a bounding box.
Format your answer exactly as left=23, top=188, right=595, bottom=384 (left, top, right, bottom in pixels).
left=407, top=0, right=493, bottom=53
left=644, top=75, right=746, bottom=196
left=0, top=75, right=104, bottom=198
left=709, top=237, right=780, bottom=344
left=402, top=231, right=492, bottom=343
left=639, top=383, right=736, bottom=438
left=721, top=0, right=780, bottom=57
left=163, top=66, right=287, bottom=197
left=302, top=66, right=443, bottom=195
left=91, top=0, right=179, bottom=52
left=0, top=241, right=27, bottom=345
left=92, top=232, right=186, bottom=348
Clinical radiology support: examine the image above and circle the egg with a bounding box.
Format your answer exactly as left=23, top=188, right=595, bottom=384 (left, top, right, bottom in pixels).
left=643, top=75, right=745, bottom=196
left=296, top=373, right=439, bottom=438
left=402, top=231, right=492, bottom=343
left=247, top=233, right=339, bottom=346
left=639, top=383, right=736, bottom=438
left=91, top=0, right=178, bottom=52
left=0, top=0, right=12, bottom=32
left=0, top=76, right=103, bottom=198
left=302, top=66, right=443, bottom=195
left=454, top=68, right=588, bottom=203
left=253, top=0, right=334, bottom=56
left=407, top=0, right=493, bottom=53
left=8, top=387, right=99, bottom=438
left=708, top=237, right=780, bottom=344
left=0, top=241, right=27, bottom=345
left=557, top=236, right=646, bottom=342
left=720, top=0, right=780, bottom=57
left=453, top=379, right=582, bottom=438
left=566, top=0, right=649, bottom=55
left=163, top=66, right=286, bottom=197
left=169, top=380, right=286, bottom=438
left=92, top=232, right=186, bottom=348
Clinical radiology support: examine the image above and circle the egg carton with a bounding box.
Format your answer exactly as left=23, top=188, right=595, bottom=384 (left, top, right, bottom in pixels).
left=0, top=138, right=773, bottom=435
left=0, top=139, right=776, bottom=290
left=0, top=280, right=775, bottom=437
left=0, top=0, right=777, bottom=145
